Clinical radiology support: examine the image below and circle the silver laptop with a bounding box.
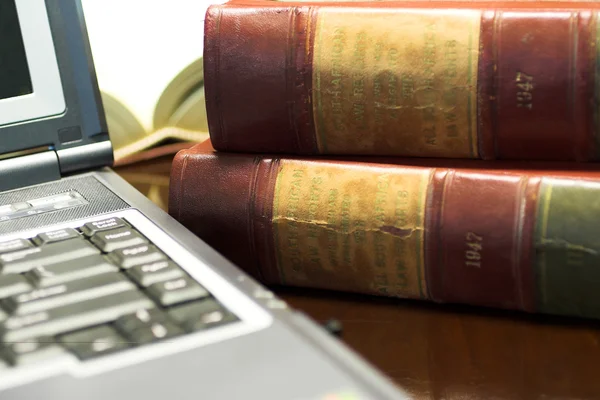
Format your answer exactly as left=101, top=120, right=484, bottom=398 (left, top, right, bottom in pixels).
left=0, top=1, right=409, bottom=399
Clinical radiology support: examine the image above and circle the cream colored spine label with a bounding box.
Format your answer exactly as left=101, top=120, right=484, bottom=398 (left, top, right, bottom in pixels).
left=312, top=8, right=481, bottom=158
left=272, top=160, right=430, bottom=298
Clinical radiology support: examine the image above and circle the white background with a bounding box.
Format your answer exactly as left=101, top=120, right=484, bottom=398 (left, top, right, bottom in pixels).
left=82, top=0, right=222, bottom=131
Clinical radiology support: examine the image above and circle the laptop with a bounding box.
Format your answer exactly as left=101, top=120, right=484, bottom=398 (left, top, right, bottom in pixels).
left=0, top=1, right=409, bottom=399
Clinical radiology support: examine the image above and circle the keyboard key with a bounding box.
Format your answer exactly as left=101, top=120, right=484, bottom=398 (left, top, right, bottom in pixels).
left=11, top=202, right=30, bottom=211
left=126, top=260, right=183, bottom=287
left=123, top=321, right=183, bottom=345
left=0, top=239, right=100, bottom=274
left=114, top=309, right=183, bottom=344
left=28, top=193, right=78, bottom=208
left=59, top=325, right=130, bottom=360
left=81, top=217, right=127, bottom=237
left=0, top=290, right=155, bottom=342
left=90, top=227, right=148, bottom=253
left=147, top=276, right=209, bottom=307
left=168, top=299, right=238, bottom=332
left=1, top=336, right=67, bottom=366
left=0, top=217, right=227, bottom=363
left=52, top=198, right=86, bottom=211
left=25, top=255, right=118, bottom=287
left=167, top=298, right=227, bottom=322
left=0, top=205, right=13, bottom=215
left=0, top=239, right=32, bottom=254
left=33, top=228, right=80, bottom=245
left=108, top=244, right=167, bottom=269
left=185, top=312, right=238, bottom=332
left=4, top=273, right=136, bottom=315
left=114, top=308, right=167, bottom=333
left=0, top=274, right=32, bottom=299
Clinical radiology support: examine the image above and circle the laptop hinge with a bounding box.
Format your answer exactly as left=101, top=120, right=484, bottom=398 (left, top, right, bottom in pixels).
left=56, top=140, right=114, bottom=174
left=0, top=150, right=61, bottom=192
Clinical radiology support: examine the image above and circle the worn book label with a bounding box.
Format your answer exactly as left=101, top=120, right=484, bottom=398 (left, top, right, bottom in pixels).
left=271, top=159, right=430, bottom=298
left=535, top=178, right=600, bottom=319
left=312, top=9, right=480, bottom=157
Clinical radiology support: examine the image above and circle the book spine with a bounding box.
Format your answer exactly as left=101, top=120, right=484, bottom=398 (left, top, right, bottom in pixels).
left=170, top=146, right=600, bottom=319
left=204, top=2, right=600, bottom=161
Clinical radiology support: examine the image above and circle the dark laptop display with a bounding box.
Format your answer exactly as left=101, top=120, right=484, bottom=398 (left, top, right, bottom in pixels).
left=0, top=0, right=33, bottom=100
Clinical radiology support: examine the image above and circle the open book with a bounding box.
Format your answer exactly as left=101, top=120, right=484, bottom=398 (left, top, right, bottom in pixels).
left=101, top=57, right=209, bottom=166
left=82, top=0, right=217, bottom=166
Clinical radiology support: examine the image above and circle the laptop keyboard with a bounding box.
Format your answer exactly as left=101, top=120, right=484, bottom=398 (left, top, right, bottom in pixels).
left=0, top=217, right=238, bottom=368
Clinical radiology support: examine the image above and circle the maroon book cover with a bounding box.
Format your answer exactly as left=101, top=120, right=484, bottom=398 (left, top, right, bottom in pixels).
left=204, top=0, right=600, bottom=161
left=170, top=141, right=600, bottom=319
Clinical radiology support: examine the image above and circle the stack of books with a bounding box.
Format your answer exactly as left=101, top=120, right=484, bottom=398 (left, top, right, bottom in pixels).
left=168, top=0, right=600, bottom=320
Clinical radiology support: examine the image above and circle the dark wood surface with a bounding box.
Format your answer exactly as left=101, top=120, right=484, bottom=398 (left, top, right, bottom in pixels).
left=114, top=154, right=600, bottom=400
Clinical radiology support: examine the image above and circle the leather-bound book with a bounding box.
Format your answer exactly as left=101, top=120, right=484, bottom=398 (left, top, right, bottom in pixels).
left=170, top=140, right=600, bottom=319
left=205, top=0, right=600, bottom=161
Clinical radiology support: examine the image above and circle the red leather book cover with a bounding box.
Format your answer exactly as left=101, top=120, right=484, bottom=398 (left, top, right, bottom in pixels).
left=170, top=141, right=600, bottom=319
left=204, top=0, right=600, bottom=161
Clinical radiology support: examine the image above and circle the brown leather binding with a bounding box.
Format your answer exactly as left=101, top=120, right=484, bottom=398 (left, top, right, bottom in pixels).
left=425, top=170, right=539, bottom=311
left=205, top=1, right=600, bottom=161
left=204, top=4, right=304, bottom=153
left=479, top=10, right=596, bottom=160
left=170, top=141, right=600, bottom=317
left=169, top=140, right=266, bottom=279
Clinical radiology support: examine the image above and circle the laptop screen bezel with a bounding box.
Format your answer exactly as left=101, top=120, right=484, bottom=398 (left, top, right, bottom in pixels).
left=0, top=0, right=66, bottom=127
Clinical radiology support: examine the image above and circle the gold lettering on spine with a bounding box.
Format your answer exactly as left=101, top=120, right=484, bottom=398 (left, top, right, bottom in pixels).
left=272, top=160, right=430, bottom=298
left=465, top=231, right=483, bottom=268
left=313, top=9, right=481, bottom=157
left=515, top=71, right=534, bottom=109
left=286, top=169, right=304, bottom=274
left=329, top=28, right=346, bottom=134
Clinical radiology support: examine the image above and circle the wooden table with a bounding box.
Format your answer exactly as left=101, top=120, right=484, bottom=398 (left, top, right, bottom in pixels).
left=115, top=154, right=600, bottom=400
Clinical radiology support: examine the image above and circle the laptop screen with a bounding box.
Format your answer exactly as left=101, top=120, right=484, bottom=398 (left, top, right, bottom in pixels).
left=0, top=0, right=33, bottom=101
left=0, top=0, right=65, bottom=127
